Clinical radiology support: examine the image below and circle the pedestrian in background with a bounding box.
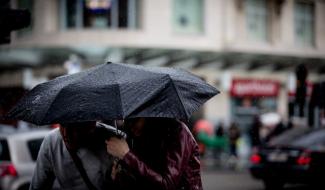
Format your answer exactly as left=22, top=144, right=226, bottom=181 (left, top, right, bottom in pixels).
left=249, top=116, right=262, bottom=149
left=228, top=123, right=241, bottom=158
left=213, top=123, right=228, bottom=167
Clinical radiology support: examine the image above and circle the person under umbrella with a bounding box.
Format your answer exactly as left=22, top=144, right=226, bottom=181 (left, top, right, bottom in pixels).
left=106, top=117, right=202, bottom=190
left=6, top=62, right=218, bottom=190
left=30, top=121, right=115, bottom=190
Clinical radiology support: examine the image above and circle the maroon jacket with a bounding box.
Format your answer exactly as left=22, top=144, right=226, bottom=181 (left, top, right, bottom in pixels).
left=114, top=119, right=203, bottom=190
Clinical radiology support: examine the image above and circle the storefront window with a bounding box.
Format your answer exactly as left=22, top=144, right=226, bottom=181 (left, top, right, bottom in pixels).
left=66, top=0, right=78, bottom=28
left=84, top=0, right=112, bottom=28
left=230, top=79, right=279, bottom=132
left=173, top=0, right=203, bottom=34
left=245, top=0, right=269, bottom=42
left=294, top=1, right=314, bottom=47
left=16, top=0, right=34, bottom=37
left=62, top=0, right=140, bottom=29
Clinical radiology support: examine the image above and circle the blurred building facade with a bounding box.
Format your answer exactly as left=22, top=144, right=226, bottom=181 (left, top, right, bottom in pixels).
left=1, top=0, right=325, bottom=130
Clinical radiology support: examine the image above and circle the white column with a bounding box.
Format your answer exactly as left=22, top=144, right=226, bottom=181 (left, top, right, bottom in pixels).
left=128, top=0, right=137, bottom=28
left=76, top=0, right=84, bottom=28
left=59, top=0, right=67, bottom=30
left=223, top=0, right=238, bottom=45
left=280, top=0, right=295, bottom=47
left=277, top=83, right=288, bottom=120
left=315, top=0, right=325, bottom=50
left=34, top=0, right=60, bottom=33
left=111, top=0, right=119, bottom=28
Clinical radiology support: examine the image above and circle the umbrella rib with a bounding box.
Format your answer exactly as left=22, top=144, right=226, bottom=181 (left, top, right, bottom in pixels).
left=110, top=64, right=124, bottom=118
left=41, top=71, right=96, bottom=124
left=40, top=83, right=76, bottom=124
left=169, top=76, right=188, bottom=119
left=116, top=82, right=124, bottom=119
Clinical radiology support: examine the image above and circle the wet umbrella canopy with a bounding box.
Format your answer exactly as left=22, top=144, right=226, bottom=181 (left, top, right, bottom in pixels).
left=7, top=62, right=219, bottom=125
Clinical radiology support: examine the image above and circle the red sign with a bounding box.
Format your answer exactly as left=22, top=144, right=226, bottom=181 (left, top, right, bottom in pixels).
left=231, top=79, right=280, bottom=97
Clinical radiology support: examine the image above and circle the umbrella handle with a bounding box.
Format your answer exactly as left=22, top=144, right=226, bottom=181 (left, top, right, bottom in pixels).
left=96, top=122, right=127, bottom=139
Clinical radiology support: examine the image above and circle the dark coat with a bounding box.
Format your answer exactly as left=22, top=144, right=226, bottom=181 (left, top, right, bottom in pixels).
left=113, top=119, right=203, bottom=190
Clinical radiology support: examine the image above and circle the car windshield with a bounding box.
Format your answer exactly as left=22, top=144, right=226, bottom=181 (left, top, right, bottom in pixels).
left=290, top=129, right=325, bottom=148
left=268, top=127, right=311, bottom=146
left=27, top=138, right=44, bottom=161
left=0, top=139, right=11, bottom=161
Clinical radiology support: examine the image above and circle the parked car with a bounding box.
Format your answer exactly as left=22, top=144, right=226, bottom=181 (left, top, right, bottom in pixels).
left=250, top=127, right=325, bottom=189
left=0, top=129, right=50, bottom=190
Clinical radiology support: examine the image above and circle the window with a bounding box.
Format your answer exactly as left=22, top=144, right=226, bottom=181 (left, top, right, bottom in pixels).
left=245, top=0, right=269, bottom=42
left=27, top=138, right=44, bottom=161
left=66, top=0, right=78, bottom=28
left=61, top=0, right=140, bottom=29
left=16, top=0, right=34, bottom=37
left=0, top=140, right=11, bottom=161
left=173, top=0, right=204, bottom=34
left=294, top=1, right=314, bottom=47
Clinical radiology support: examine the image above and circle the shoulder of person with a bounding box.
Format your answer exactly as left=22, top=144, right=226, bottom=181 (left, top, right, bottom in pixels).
left=42, top=128, right=63, bottom=149
left=46, top=128, right=61, bottom=140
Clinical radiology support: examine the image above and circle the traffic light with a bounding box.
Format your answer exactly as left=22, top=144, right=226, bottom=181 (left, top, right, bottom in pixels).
left=295, top=64, right=308, bottom=117
left=0, top=0, right=30, bottom=44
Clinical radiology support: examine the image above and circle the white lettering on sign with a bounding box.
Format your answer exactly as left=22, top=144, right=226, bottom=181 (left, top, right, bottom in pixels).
left=231, top=79, right=279, bottom=97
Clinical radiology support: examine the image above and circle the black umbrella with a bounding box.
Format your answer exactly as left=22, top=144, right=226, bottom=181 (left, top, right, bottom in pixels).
left=7, top=62, right=219, bottom=125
